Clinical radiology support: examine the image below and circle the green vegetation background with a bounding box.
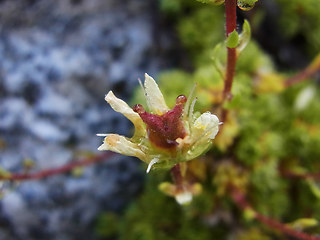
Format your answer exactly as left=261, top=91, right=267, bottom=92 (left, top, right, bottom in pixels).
left=96, top=0, right=320, bottom=239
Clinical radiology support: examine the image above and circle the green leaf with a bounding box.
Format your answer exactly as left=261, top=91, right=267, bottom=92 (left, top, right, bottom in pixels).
left=306, top=179, right=320, bottom=199
left=237, top=20, right=251, bottom=53
left=288, top=218, right=318, bottom=231
left=243, top=208, right=256, bottom=221
left=226, top=30, right=239, bottom=48
left=211, top=42, right=227, bottom=77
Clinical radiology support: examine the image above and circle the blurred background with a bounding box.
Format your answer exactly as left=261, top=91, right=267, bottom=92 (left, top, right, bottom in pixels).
left=0, top=0, right=162, bottom=239
left=0, top=0, right=320, bottom=240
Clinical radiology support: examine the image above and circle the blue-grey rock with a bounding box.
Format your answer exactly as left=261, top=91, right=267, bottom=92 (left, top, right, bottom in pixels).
left=0, top=98, right=30, bottom=130
left=0, top=0, right=165, bottom=239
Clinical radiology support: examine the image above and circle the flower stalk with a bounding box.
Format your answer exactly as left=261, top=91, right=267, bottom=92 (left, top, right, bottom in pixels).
left=285, top=53, right=320, bottom=87
left=159, top=163, right=202, bottom=205
left=230, top=186, right=320, bottom=240
left=222, top=0, right=237, bottom=103
left=0, top=152, right=114, bottom=181
left=219, top=0, right=238, bottom=125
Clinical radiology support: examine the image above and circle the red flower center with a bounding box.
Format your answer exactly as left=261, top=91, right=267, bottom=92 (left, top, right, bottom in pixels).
left=133, top=95, right=187, bottom=149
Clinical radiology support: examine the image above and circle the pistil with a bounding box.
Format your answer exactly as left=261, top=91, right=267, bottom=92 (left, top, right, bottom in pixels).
left=133, top=95, right=187, bottom=149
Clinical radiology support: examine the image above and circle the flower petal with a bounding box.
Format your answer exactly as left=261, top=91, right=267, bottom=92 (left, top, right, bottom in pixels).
left=185, top=112, right=220, bottom=160
left=105, top=91, right=145, bottom=136
left=193, top=112, right=220, bottom=139
left=175, top=191, right=193, bottom=205
left=98, top=134, right=146, bottom=161
left=144, top=73, right=169, bottom=115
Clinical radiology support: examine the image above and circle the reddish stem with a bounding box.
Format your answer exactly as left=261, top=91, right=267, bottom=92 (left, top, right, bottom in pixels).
left=285, top=56, right=320, bottom=87
left=171, top=164, right=183, bottom=187
left=225, top=0, right=237, bottom=34
left=230, top=187, right=320, bottom=240
left=255, top=213, right=320, bottom=240
left=0, top=152, right=114, bottom=181
left=281, top=171, right=320, bottom=181
left=222, top=0, right=237, bottom=104
left=219, top=0, right=237, bottom=125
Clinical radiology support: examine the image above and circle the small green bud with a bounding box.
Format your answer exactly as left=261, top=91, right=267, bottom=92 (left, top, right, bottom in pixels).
left=306, top=179, right=320, bottom=199
left=287, top=218, right=318, bottom=231
left=243, top=208, right=256, bottom=221
left=226, top=30, right=239, bottom=48
left=72, top=167, right=84, bottom=177
left=0, top=167, right=11, bottom=179
left=23, top=158, right=35, bottom=169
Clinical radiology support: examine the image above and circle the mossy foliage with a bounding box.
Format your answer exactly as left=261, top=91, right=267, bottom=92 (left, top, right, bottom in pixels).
left=97, top=0, right=320, bottom=239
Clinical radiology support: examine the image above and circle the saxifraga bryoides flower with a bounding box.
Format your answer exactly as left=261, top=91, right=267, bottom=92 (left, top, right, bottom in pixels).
left=97, top=73, right=221, bottom=173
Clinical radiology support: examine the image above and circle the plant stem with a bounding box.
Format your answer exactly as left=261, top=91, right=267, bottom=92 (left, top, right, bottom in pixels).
left=0, top=152, right=114, bottom=181
left=222, top=0, right=237, bottom=103
left=281, top=170, right=320, bottom=180
left=219, top=0, right=237, bottom=124
left=254, top=213, right=320, bottom=240
left=171, top=164, right=183, bottom=187
left=230, top=187, right=320, bottom=240
left=285, top=54, right=320, bottom=87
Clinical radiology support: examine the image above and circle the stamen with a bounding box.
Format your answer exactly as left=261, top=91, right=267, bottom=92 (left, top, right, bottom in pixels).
left=96, top=133, right=108, bottom=137
left=183, top=83, right=197, bottom=120
left=138, top=78, right=147, bottom=97
left=188, top=97, right=198, bottom=132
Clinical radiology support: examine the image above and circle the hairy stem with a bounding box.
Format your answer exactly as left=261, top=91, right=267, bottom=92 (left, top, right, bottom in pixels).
left=0, top=152, right=114, bottom=181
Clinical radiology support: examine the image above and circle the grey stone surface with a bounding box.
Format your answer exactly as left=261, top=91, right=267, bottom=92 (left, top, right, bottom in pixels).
left=0, top=0, right=165, bottom=239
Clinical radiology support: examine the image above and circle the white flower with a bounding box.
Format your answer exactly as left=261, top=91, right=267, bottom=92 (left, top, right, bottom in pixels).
left=175, top=191, right=193, bottom=205
left=158, top=180, right=203, bottom=205
left=98, top=73, right=221, bottom=173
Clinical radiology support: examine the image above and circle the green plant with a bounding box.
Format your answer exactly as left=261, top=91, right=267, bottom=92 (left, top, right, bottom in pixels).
left=96, top=0, right=320, bottom=239
left=1, top=1, right=320, bottom=239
